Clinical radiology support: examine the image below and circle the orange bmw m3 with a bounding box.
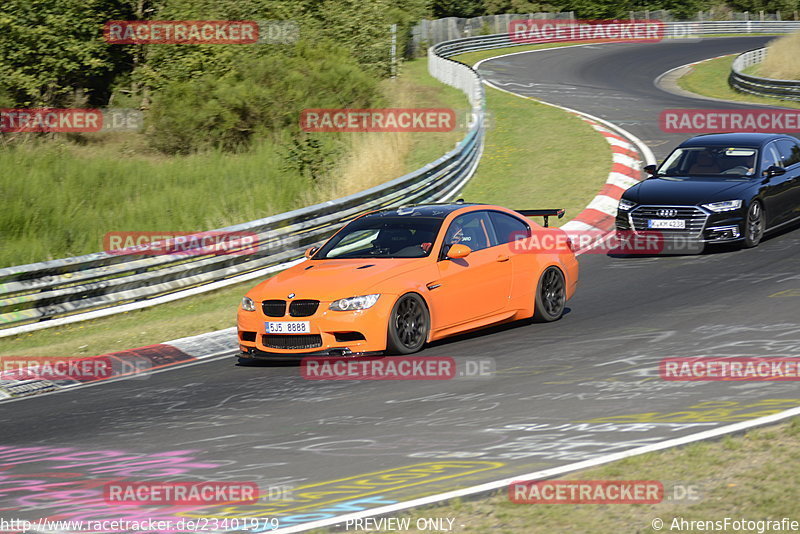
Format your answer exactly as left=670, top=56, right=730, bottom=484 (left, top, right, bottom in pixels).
left=237, top=203, right=579, bottom=360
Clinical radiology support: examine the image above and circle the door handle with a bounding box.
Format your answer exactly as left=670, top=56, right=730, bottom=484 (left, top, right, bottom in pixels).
left=496, top=255, right=510, bottom=262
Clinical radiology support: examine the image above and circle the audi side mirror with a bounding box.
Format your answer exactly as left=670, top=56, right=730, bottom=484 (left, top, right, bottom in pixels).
left=763, top=165, right=786, bottom=178
left=643, top=164, right=658, bottom=176
left=304, top=246, right=318, bottom=259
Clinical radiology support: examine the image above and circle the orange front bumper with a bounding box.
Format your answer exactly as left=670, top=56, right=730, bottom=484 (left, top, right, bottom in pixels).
left=237, top=295, right=398, bottom=357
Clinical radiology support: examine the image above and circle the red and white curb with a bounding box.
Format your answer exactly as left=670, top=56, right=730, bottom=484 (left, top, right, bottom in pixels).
left=2, top=50, right=658, bottom=403
left=561, top=116, right=645, bottom=236
left=475, top=91, right=655, bottom=250
left=0, top=328, right=236, bottom=401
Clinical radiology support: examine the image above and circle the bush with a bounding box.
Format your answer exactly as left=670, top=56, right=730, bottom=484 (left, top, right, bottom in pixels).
left=146, top=41, right=382, bottom=154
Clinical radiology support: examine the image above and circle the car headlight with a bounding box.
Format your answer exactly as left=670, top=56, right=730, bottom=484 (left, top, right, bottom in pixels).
left=241, top=296, right=256, bottom=312
left=702, top=200, right=743, bottom=212
left=329, top=294, right=380, bottom=311
left=618, top=198, right=636, bottom=211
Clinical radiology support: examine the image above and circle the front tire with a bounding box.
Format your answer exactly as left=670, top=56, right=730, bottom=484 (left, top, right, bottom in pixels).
left=532, top=266, right=566, bottom=322
left=743, top=200, right=765, bottom=248
left=387, top=293, right=429, bottom=354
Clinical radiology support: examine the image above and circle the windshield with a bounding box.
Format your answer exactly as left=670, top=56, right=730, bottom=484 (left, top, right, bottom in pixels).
left=315, top=216, right=444, bottom=259
left=659, top=146, right=758, bottom=177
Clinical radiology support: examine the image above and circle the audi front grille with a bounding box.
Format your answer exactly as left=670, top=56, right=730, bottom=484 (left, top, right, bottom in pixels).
left=629, top=205, right=709, bottom=237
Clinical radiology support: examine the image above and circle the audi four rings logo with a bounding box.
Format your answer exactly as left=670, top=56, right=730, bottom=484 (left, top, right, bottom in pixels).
left=657, top=209, right=678, bottom=217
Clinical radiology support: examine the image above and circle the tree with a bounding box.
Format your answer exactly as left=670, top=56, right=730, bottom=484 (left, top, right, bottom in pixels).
left=431, top=0, right=485, bottom=17
left=0, top=0, right=134, bottom=107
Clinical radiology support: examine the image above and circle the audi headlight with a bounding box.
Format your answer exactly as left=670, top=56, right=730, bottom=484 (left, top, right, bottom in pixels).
left=241, top=296, right=256, bottom=312
left=702, top=200, right=743, bottom=212
left=618, top=198, right=636, bottom=211
left=329, top=294, right=380, bottom=311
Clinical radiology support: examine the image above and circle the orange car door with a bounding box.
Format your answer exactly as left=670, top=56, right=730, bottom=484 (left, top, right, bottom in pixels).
left=430, top=211, right=512, bottom=328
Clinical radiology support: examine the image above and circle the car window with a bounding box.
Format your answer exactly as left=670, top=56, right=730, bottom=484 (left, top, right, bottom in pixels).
left=317, top=216, right=443, bottom=259
left=661, top=146, right=757, bottom=176
left=776, top=139, right=800, bottom=167
left=489, top=211, right=530, bottom=244
left=761, top=142, right=782, bottom=173
left=443, top=211, right=496, bottom=253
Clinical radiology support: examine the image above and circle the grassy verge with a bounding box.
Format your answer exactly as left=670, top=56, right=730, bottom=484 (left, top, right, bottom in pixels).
left=453, top=46, right=611, bottom=225
left=0, top=280, right=253, bottom=359
left=355, top=417, right=800, bottom=533
left=1, top=44, right=614, bottom=358
left=0, top=57, right=466, bottom=359
left=676, top=55, right=800, bottom=109
left=0, top=59, right=465, bottom=268
left=453, top=42, right=589, bottom=67
left=460, top=88, right=608, bottom=221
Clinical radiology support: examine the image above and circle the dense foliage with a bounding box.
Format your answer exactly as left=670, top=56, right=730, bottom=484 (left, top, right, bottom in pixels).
left=0, top=0, right=795, bottom=154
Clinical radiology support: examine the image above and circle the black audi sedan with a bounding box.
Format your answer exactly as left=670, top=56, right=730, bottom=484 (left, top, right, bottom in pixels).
left=616, top=132, right=800, bottom=250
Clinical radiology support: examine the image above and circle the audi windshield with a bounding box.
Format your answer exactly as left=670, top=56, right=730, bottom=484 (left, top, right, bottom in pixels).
left=659, top=146, right=758, bottom=177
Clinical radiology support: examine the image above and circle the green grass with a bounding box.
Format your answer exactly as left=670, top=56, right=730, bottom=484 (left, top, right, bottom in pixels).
left=0, top=45, right=613, bottom=358
left=0, top=280, right=254, bottom=358
left=369, top=417, right=800, bottom=533
left=453, top=42, right=589, bottom=67
left=0, top=139, right=315, bottom=267
left=453, top=45, right=611, bottom=225
left=0, top=58, right=465, bottom=269
left=399, top=59, right=469, bottom=169
left=0, top=57, right=468, bottom=358
left=461, top=88, right=609, bottom=223
left=677, top=55, right=800, bottom=109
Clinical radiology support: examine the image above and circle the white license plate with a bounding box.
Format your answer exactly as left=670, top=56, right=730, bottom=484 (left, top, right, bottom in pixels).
left=265, top=321, right=311, bottom=334
left=649, top=219, right=685, bottom=229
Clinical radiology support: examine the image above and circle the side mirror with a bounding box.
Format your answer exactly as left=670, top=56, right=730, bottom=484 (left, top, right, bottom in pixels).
left=763, top=165, right=786, bottom=178
left=304, top=246, right=318, bottom=259
left=447, top=244, right=472, bottom=259
left=643, top=164, right=658, bottom=176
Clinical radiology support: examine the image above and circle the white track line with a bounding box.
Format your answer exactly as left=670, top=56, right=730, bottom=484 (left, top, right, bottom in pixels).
left=267, top=45, right=793, bottom=534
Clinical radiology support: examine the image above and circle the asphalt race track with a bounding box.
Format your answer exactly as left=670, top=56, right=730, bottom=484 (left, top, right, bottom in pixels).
left=478, top=36, right=777, bottom=158
left=3, top=37, right=800, bottom=530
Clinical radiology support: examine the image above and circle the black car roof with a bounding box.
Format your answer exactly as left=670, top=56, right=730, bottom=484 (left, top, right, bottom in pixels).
left=362, top=202, right=480, bottom=219
left=680, top=132, right=794, bottom=148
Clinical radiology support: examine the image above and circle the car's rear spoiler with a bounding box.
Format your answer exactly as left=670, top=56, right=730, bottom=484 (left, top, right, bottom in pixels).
left=515, top=209, right=565, bottom=227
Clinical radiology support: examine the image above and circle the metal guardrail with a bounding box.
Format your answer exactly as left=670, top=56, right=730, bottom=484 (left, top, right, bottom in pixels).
left=5, top=19, right=796, bottom=336
left=0, top=53, right=485, bottom=336
left=431, top=20, right=800, bottom=59
left=730, top=47, right=800, bottom=100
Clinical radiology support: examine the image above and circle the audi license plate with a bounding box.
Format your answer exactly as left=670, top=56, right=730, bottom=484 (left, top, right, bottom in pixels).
left=265, top=321, right=311, bottom=334
left=648, top=219, right=685, bottom=229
